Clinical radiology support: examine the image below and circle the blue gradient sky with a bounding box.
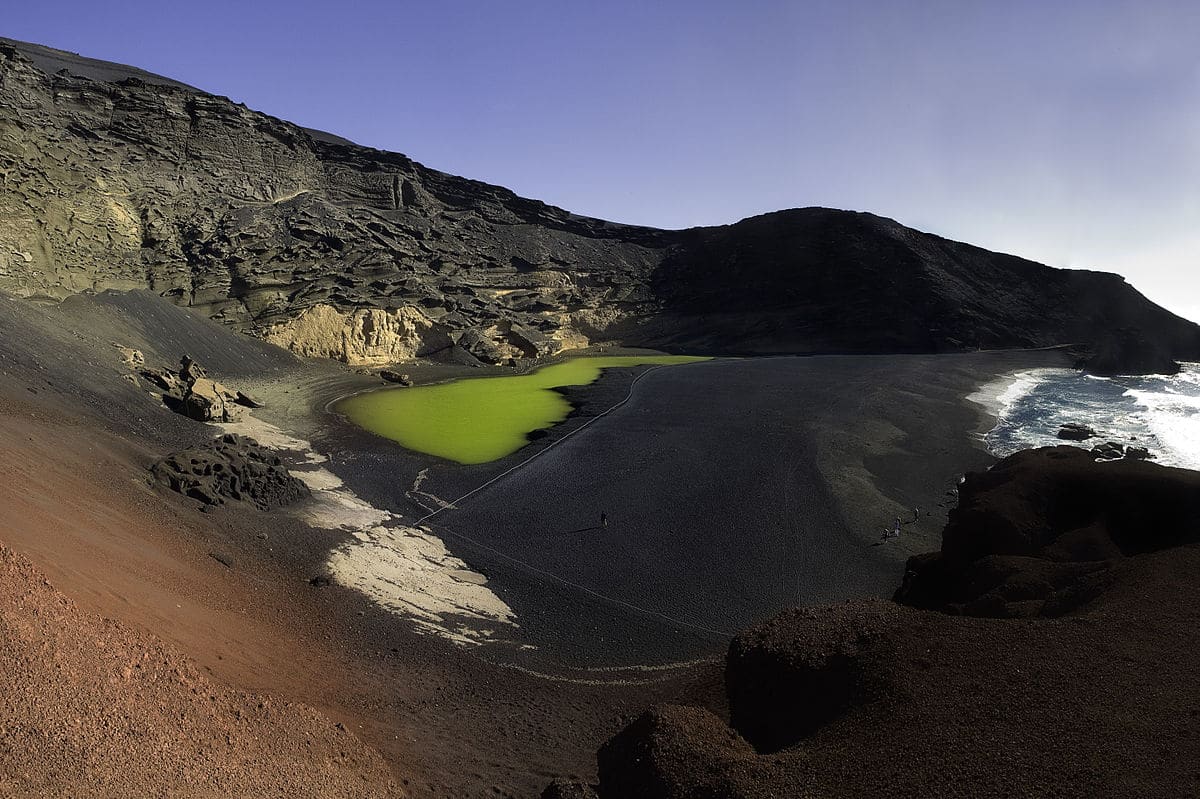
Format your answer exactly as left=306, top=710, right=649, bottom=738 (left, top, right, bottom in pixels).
left=5, top=1, right=1199, bottom=322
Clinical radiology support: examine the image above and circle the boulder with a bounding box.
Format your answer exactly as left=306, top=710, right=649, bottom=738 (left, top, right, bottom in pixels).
left=151, top=433, right=310, bottom=511
left=596, top=705, right=757, bottom=799
left=114, top=345, right=145, bottom=368
left=726, top=603, right=899, bottom=751
left=455, top=328, right=509, bottom=365
left=379, top=370, right=412, bottom=386
left=895, top=446, right=1200, bottom=617
left=179, top=354, right=207, bottom=384
left=182, top=377, right=235, bottom=422
left=141, top=356, right=255, bottom=421
left=1057, top=423, right=1096, bottom=441
left=507, top=324, right=559, bottom=359
left=1090, top=441, right=1125, bottom=459
left=138, top=367, right=186, bottom=396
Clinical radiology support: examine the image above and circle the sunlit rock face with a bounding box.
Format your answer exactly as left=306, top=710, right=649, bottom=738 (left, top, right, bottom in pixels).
left=0, top=39, right=661, bottom=363
left=3, top=36, right=1199, bottom=370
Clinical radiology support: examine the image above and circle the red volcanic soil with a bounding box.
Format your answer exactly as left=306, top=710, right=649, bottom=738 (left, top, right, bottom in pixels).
left=0, top=542, right=401, bottom=797
left=0, top=296, right=718, bottom=798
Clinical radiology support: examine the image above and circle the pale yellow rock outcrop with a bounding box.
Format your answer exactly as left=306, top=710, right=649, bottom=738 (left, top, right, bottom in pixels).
left=263, top=304, right=452, bottom=365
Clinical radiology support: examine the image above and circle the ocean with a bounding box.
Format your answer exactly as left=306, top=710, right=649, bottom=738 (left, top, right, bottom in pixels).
left=982, top=362, right=1200, bottom=471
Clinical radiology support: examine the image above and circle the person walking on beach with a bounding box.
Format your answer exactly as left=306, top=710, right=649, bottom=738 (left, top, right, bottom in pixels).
left=893, top=518, right=902, bottom=537
left=601, top=512, right=608, bottom=528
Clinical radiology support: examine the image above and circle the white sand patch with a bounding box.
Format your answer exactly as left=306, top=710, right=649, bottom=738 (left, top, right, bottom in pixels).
left=326, top=525, right=517, bottom=646
left=302, top=486, right=395, bottom=531
left=215, top=414, right=517, bottom=646
left=290, top=466, right=345, bottom=491
left=217, top=417, right=327, bottom=464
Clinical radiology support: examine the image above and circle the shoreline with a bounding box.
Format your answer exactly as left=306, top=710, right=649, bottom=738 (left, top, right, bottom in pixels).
left=964, top=367, right=1064, bottom=442
left=302, top=349, right=1075, bottom=667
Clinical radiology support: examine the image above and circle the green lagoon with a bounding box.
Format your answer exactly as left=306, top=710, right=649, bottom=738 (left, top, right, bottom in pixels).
left=336, top=355, right=709, bottom=464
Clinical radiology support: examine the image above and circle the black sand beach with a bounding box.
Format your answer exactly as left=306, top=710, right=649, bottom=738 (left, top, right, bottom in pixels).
left=310, top=349, right=1073, bottom=666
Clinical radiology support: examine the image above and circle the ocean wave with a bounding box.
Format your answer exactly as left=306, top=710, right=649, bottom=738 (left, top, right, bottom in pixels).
left=982, top=365, right=1200, bottom=471
left=995, top=369, right=1064, bottom=414
left=1123, top=385, right=1200, bottom=469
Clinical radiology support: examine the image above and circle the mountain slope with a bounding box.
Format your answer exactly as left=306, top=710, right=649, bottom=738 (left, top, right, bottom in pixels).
left=648, top=209, right=1200, bottom=365
left=1, top=36, right=1197, bottom=370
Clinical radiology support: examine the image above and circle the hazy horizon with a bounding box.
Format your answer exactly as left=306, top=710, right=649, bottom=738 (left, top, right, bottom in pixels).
left=5, top=1, right=1199, bottom=324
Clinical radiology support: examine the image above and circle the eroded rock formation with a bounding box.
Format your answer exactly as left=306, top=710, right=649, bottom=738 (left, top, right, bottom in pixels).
left=150, top=433, right=310, bottom=511
left=2, top=37, right=1199, bottom=370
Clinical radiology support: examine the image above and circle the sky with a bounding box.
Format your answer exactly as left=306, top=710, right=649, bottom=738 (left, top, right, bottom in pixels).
left=5, top=1, right=1200, bottom=322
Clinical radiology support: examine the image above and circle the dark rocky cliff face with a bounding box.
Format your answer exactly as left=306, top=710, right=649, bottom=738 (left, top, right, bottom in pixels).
left=648, top=209, right=1200, bottom=366
left=2, top=37, right=1198, bottom=370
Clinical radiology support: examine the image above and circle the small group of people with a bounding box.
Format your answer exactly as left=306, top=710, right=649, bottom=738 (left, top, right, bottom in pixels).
left=880, top=517, right=903, bottom=542
left=879, top=508, right=920, bottom=542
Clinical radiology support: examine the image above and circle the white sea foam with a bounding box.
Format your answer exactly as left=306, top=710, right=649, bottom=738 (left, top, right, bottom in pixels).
left=968, top=368, right=1067, bottom=430
left=995, top=370, right=1057, bottom=413
left=981, top=363, right=1200, bottom=471
left=1123, top=384, right=1200, bottom=470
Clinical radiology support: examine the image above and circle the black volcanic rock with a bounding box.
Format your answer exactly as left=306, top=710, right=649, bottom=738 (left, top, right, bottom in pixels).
left=1078, top=326, right=1183, bottom=375
left=596, top=705, right=757, bottom=799
left=894, top=446, right=1200, bottom=617
left=151, top=433, right=310, bottom=511
left=1057, top=423, right=1096, bottom=440
left=726, top=604, right=899, bottom=752
left=2, top=37, right=1199, bottom=370
left=540, top=779, right=599, bottom=799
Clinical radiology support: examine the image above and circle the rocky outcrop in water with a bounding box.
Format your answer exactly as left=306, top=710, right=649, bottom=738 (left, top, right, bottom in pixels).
left=1057, top=423, right=1096, bottom=441
left=3, top=37, right=1199, bottom=370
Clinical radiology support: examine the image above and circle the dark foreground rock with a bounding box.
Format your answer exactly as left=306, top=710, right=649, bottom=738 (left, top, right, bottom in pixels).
left=550, top=448, right=1200, bottom=798
left=151, top=433, right=310, bottom=511
left=894, top=446, right=1200, bottom=617
left=725, top=604, right=899, bottom=753
left=1089, top=440, right=1153, bottom=461
left=596, top=705, right=758, bottom=799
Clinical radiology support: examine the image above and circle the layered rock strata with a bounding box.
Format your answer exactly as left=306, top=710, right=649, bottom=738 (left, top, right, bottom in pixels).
left=2, top=37, right=1199, bottom=370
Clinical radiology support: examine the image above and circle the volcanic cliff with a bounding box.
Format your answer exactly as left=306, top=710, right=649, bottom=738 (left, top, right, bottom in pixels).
left=2, top=36, right=1198, bottom=371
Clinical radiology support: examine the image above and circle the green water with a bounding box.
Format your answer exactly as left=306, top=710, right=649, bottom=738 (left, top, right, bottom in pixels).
left=336, top=355, right=709, bottom=464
